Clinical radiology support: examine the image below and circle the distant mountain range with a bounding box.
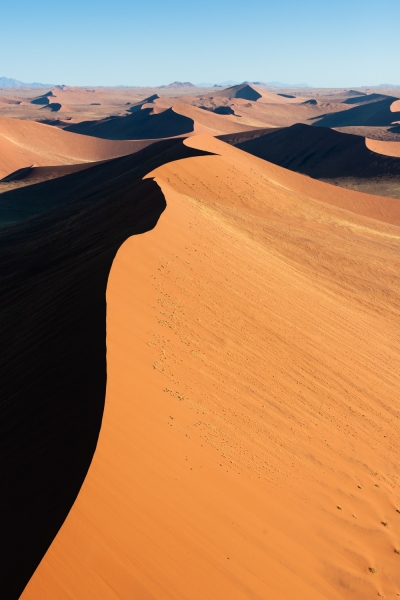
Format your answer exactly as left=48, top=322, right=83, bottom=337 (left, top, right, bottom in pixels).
left=0, top=77, right=53, bottom=88
left=158, top=81, right=196, bottom=89
left=196, top=80, right=311, bottom=88
left=375, top=84, right=400, bottom=88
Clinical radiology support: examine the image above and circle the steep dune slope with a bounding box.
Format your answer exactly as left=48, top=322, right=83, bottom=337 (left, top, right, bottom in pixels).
left=313, top=95, right=400, bottom=128
left=232, top=124, right=400, bottom=197
left=208, top=83, right=303, bottom=103
left=64, top=106, right=195, bottom=139
left=65, top=103, right=255, bottom=140
left=0, top=117, right=155, bottom=179
left=0, top=139, right=210, bottom=600
left=22, top=137, right=400, bottom=599
left=172, top=103, right=259, bottom=134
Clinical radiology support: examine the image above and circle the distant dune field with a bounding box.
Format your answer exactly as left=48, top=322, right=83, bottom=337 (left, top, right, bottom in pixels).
left=0, top=117, right=156, bottom=180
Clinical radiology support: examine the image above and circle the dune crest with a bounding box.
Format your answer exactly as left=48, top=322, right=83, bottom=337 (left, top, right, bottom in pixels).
left=22, top=136, right=400, bottom=600
left=366, top=137, right=400, bottom=158
left=0, top=117, right=157, bottom=179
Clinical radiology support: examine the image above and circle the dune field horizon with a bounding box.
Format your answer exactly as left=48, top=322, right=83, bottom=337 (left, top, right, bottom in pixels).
left=2, top=4, right=400, bottom=596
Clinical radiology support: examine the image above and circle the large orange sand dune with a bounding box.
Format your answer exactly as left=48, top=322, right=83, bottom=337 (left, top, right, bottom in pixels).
left=0, top=117, right=154, bottom=179
left=22, top=137, right=400, bottom=599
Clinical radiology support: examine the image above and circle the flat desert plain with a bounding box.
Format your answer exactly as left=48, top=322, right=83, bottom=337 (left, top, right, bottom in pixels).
left=1, top=82, right=400, bottom=600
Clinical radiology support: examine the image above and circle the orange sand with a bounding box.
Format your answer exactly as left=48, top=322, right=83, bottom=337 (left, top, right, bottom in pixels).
left=366, top=137, right=400, bottom=158
left=172, top=103, right=259, bottom=134
left=0, top=117, right=153, bottom=179
left=22, top=136, right=400, bottom=599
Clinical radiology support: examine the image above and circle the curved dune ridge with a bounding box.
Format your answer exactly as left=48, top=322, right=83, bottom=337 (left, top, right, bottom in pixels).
left=313, top=95, right=400, bottom=128
left=189, top=94, right=356, bottom=129
left=64, top=106, right=195, bottom=140
left=64, top=102, right=256, bottom=140
left=229, top=124, right=400, bottom=198
left=391, top=99, right=400, bottom=113
left=171, top=103, right=259, bottom=134
left=366, top=137, right=400, bottom=158
left=0, top=139, right=212, bottom=599
left=22, top=135, right=400, bottom=599
left=208, top=83, right=303, bottom=104
left=0, top=117, right=155, bottom=179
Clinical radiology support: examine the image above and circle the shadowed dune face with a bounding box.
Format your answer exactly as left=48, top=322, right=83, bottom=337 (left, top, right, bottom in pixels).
left=0, top=162, right=108, bottom=191
left=65, top=107, right=195, bottom=140
left=232, top=123, right=400, bottom=198
left=31, top=96, right=50, bottom=105
left=64, top=102, right=255, bottom=140
left=30, top=91, right=54, bottom=105
left=21, top=136, right=400, bottom=600
left=0, top=117, right=158, bottom=180
left=313, top=96, right=400, bottom=127
left=342, top=93, right=391, bottom=105
left=232, top=84, right=262, bottom=101
left=41, top=102, right=62, bottom=112
left=171, top=103, right=258, bottom=134
left=207, top=83, right=263, bottom=101
left=213, top=105, right=236, bottom=115
left=185, top=93, right=356, bottom=129
left=0, top=139, right=212, bottom=599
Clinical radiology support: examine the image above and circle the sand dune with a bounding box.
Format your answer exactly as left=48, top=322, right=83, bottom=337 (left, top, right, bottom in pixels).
left=208, top=83, right=304, bottom=104
left=40, top=102, right=62, bottom=112
left=65, top=106, right=195, bottom=139
left=172, top=103, right=259, bottom=134
left=231, top=123, right=400, bottom=197
left=366, top=137, right=400, bottom=157
left=0, top=117, right=157, bottom=179
left=342, top=93, right=392, bottom=106
left=313, top=95, right=400, bottom=128
left=212, top=83, right=264, bottom=101
left=190, top=94, right=355, bottom=129
left=0, top=138, right=211, bottom=599
left=30, top=92, right=54, bottom=106
left=64, top=102, right=256, bottom=140
left=21, top=135, right=400, bottom=599
left=0, top=161, right=107, bottom=192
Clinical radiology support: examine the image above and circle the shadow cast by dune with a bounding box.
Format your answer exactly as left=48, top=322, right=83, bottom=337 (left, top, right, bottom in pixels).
left=65, top=106, right=194, bottom=140
left=41, top=102, right=62, bottom=112
left=232, top=123, right=400, bottom=182
left=0, top=139, right=212, bottom=599
left=0, top=166, right=34, bottom=183
left=312, top=96, right=400, bottom=127
left=213, top=106, right=236, bottom=115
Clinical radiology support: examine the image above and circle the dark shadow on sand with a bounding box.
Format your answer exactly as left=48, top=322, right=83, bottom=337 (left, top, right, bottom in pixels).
left=65, top=107, right=194, bottom=140
left=0, top=139, right=212, bottom=599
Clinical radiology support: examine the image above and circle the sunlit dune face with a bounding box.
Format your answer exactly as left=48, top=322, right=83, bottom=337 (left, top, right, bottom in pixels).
left=22, top=135, right=400, bottom=600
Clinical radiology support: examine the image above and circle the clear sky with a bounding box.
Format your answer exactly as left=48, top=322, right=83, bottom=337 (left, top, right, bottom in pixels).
left=1, top=0, right=399, bottom=88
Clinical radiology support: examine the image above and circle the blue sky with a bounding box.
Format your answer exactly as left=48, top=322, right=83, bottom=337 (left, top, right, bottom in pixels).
left=1, top=0, right=399, bottom=87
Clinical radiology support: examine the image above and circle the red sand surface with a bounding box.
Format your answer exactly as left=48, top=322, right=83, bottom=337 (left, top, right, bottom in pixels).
left=366, top=138, right=400, bottom=158
left=0, top=117, right=153, bottom=179
left=22, top=136, right=400, bottom=599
